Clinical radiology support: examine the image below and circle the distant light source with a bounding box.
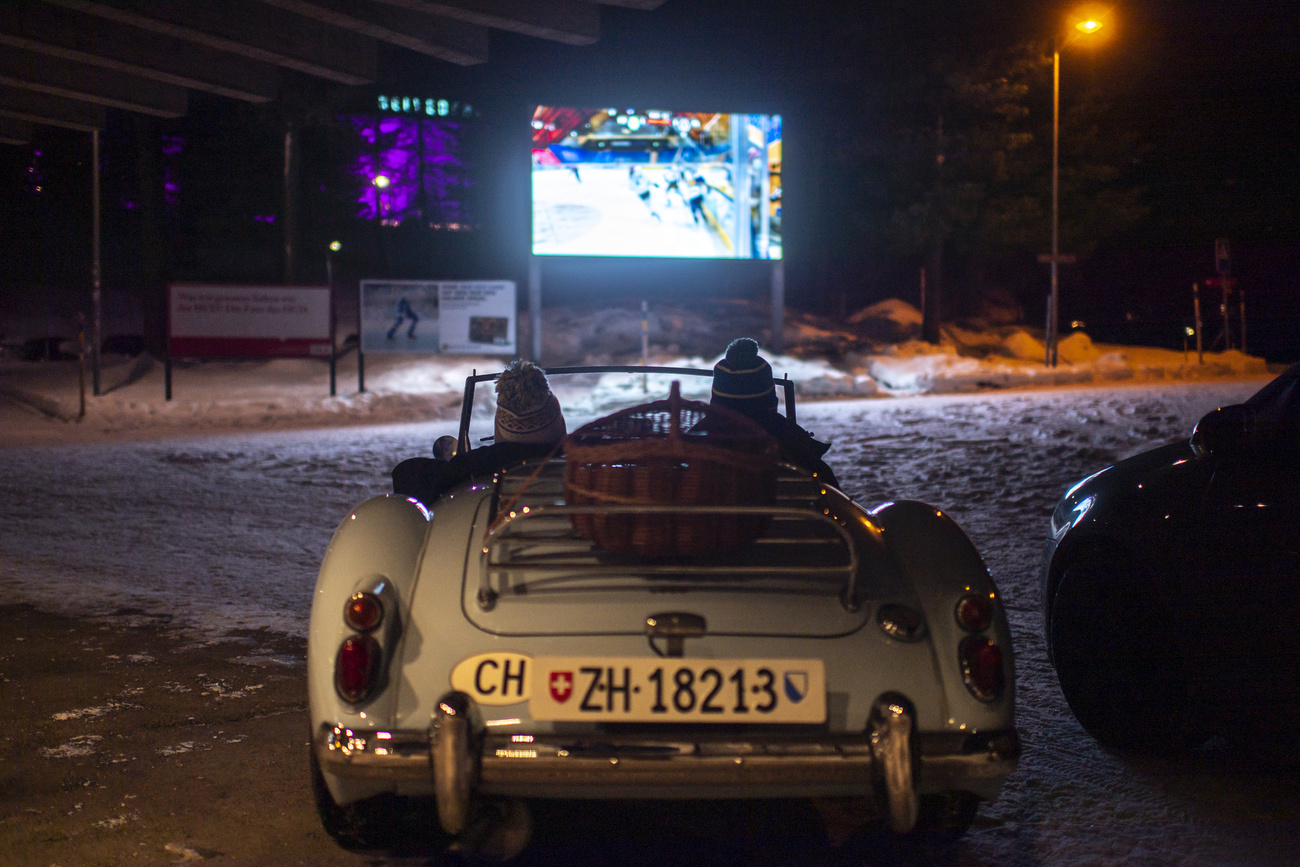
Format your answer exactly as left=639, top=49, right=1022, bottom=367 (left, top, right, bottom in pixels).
left=1076, top=19, right=1103, bottom=33
left=1184, top=326, right=1196, bottom=337
left=329, top=240, right=342, bottom=252
left=373, top=175, right=390, bottom=189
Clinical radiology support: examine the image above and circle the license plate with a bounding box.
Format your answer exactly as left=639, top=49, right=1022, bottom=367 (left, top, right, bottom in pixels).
left=529, top=657, right=826, bottom=723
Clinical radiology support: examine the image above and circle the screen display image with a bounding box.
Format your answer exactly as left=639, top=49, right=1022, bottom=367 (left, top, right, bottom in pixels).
left=531, top=107, right=782, bottom=259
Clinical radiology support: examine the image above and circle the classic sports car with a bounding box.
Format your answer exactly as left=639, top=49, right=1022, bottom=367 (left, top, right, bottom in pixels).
left=308, top=365, right=1018, bottom=853
left=1043, top=362, right=1300, bottom=754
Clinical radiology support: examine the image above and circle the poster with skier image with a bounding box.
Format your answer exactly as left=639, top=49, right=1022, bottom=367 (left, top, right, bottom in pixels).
left=359, top=280, right=440, bottom=353
left=359, top=279, right=514, bottom=355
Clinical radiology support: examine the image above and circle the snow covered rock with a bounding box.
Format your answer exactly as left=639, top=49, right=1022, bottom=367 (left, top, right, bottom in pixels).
left=1057, top=332, right=1101, bottom=365
left=847, top=298, right=922, bottom=342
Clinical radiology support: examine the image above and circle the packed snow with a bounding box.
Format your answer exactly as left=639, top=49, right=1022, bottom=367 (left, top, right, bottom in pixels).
left=0, top=298, right=1267, bottom=447
left=0, top=301, right=1293, bottom=865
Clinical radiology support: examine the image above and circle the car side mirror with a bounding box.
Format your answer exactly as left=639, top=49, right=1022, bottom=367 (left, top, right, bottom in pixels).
left=433, top=435, right=459, bottom=462
left=1190, top=404, right=1253, bottom=459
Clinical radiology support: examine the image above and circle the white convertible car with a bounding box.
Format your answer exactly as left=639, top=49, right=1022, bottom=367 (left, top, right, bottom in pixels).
left=308, top=366, right=1018, bottom=852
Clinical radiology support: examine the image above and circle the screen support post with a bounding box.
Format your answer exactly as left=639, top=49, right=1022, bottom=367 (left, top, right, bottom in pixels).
left=329, top=296, right=337, bottom=397
left=357, top=276, right=365, bottom=393
left=770, top=258, right=785, bottom=353
left=529, top=255, right=543, bottom=363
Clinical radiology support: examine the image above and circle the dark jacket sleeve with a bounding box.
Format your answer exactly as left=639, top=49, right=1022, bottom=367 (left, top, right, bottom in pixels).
left=392, top=442, right=561, bottom=505
left=392, top=457, right=446, bottom=504
left=768, top=416, right=841, bottom=489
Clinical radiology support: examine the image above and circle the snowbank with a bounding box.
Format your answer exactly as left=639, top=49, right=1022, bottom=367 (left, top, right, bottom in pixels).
left=0, top=299, right=1272, bottom=446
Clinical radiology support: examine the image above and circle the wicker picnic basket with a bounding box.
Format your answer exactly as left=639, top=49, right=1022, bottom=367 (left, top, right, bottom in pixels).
left=563, top=381, right=779, bottom=557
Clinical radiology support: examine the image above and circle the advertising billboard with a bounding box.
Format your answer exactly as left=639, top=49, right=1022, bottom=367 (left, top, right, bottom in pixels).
left=360, top=280, right=516, bottom=355
left=168, top=285, right=332, bottom=358
left=531, top=107, right=782, bottom=260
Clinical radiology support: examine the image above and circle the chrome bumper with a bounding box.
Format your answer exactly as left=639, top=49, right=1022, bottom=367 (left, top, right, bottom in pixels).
left=315, top=694, right=1019, bottom=821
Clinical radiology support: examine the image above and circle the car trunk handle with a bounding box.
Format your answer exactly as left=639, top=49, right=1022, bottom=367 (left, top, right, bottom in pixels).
left=646, top=612, right=706, bottom=658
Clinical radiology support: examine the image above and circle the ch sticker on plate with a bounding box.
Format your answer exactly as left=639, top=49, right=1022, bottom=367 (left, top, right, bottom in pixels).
left=450, top=652, right=533, bottom=706
left=530, top=657, right=826, bottom=723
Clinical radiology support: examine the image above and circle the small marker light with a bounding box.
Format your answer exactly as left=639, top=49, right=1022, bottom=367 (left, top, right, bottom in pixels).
left=877, top=604, right=927, bottom=642
left=955, top=594, right=994, bottom=632
left=344, top=592, right=383, bottom=632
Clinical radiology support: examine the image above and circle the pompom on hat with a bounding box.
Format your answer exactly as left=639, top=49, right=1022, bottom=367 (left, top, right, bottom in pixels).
left=711, top=338, right=778, bottom=414
left=494, top=359, right=567, bottom=445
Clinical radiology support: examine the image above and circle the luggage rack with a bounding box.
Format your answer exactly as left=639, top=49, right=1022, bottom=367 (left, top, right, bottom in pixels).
left=477, top=461, right=861, bottom=611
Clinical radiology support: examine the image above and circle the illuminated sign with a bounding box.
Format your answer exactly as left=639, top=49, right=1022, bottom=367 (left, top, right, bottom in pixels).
left=377, top=95, right=475, bottom=118
left=531, top=106, right=782, bottom=259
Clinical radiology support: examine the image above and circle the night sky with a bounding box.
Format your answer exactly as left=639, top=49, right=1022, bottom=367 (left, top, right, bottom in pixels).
left=2, top=0, right=1298, bottom=358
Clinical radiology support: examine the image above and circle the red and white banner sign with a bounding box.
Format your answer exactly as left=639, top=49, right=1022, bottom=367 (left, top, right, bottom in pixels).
left=168, top=284, right=332, bottom=359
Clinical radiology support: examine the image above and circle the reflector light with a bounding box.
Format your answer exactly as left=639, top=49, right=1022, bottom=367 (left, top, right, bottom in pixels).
left=877, top=603, right=927, bottom=642
left=335, top=635, right=381, bottom=703
left=959, top=636, right=1005, bottom=702
left=954, top=594, right=994, bottom=632
left=344, top=592, right=383, bottom=632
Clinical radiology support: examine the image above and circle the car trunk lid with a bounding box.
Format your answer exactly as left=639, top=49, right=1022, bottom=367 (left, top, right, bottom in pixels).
left=458, top=461, right=876, bottom=639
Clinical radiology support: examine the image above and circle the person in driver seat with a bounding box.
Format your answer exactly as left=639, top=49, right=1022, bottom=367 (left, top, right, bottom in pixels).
left=393, top=359, right=566, bottom=503
left=709, top=337, right=840, bottom=488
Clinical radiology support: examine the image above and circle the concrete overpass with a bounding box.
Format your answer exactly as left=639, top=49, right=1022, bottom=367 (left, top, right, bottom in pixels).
left=0, top=0, right=668, bottom=386
left=0, top=0, right=667, bottom=140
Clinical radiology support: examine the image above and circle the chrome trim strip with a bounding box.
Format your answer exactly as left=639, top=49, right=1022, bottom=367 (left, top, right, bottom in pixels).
left=314, top=724, right=1020, bottom=796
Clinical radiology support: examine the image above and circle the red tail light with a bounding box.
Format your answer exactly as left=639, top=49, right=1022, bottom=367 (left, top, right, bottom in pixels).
left=344, top=592, right=383, bottom=632
left=955, top=594, right=994, bottom=632
left=335, top=635, right=381, bottom=703
left=959, top=636, right=1005, bottom=702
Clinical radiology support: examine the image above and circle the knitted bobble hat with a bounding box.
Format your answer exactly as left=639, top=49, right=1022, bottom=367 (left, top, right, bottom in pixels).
left=711, top=337, right=777, bottom=413
left=494, top=359, right=567, bottom=445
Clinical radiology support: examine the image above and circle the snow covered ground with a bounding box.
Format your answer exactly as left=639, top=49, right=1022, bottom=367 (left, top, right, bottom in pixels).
left=0, top=307, right=1293, bottom=864
left=2, top=367, right=1297, bottom=864
left=0, top=296, right=1268, bottom=447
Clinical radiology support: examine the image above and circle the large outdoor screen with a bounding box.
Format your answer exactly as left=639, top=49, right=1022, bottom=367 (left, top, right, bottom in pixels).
left=531, top=107, right=782, bottom=259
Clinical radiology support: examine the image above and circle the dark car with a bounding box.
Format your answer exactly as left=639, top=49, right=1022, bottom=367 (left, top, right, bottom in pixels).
left=1042, top=363, right=1300, bottom=754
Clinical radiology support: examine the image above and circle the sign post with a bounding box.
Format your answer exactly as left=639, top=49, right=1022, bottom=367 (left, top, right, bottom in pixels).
left=1214, top=238, right=1233, bottom=352
left=1193, top=282, right=1203, bottom=364
left=529, top=257, right=542, bottom=363
left=1037, top=252, right=1076, bottom=366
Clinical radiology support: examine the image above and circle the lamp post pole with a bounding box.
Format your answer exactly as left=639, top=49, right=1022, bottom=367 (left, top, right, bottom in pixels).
left=1044, top=11, right=1106, bottom=366
left=1047, top=49, right=1061, bottom=368
left=327, top=241, right=340, bottom=397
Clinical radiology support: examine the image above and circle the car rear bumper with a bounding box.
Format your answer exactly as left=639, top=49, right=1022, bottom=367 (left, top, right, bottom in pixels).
left=314, top=712, right=1019, bottom=802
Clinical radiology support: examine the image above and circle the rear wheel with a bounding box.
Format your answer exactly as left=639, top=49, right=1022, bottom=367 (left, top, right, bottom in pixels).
left=1049, top=550, right=1202, bottom=754
left=310, top=748, right=530, bottom=860
left=310, top=748, right=448, bottom=851
left=914, top=792, right=979, bottom=839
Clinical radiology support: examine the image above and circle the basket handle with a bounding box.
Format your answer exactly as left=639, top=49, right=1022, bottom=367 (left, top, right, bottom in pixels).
left=669, top=380, right=682, bottom=438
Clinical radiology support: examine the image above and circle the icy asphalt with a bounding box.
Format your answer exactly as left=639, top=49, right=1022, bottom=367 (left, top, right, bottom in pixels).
left=2, top=376, right=1298, bottom=864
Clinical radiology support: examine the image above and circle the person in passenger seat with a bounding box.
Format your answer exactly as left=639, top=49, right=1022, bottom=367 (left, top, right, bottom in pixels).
left=393, top=360, right=566, bottom=504
left=709, top=337, right=840, bottom=489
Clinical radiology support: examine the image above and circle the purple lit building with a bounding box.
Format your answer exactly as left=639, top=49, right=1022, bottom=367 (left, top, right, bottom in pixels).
left=348, top=97, right=480, bottom=231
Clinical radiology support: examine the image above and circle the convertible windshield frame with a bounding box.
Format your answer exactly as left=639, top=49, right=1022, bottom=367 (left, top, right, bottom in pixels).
left=456, top=365, right=797, bottom=454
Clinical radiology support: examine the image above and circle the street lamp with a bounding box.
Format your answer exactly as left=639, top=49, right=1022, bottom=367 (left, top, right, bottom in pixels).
left=326, top=240, right=341, bottom=287
left=326, top=241, right=342, bottom=397
left=1045, top=8, right=1111, bottom=367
